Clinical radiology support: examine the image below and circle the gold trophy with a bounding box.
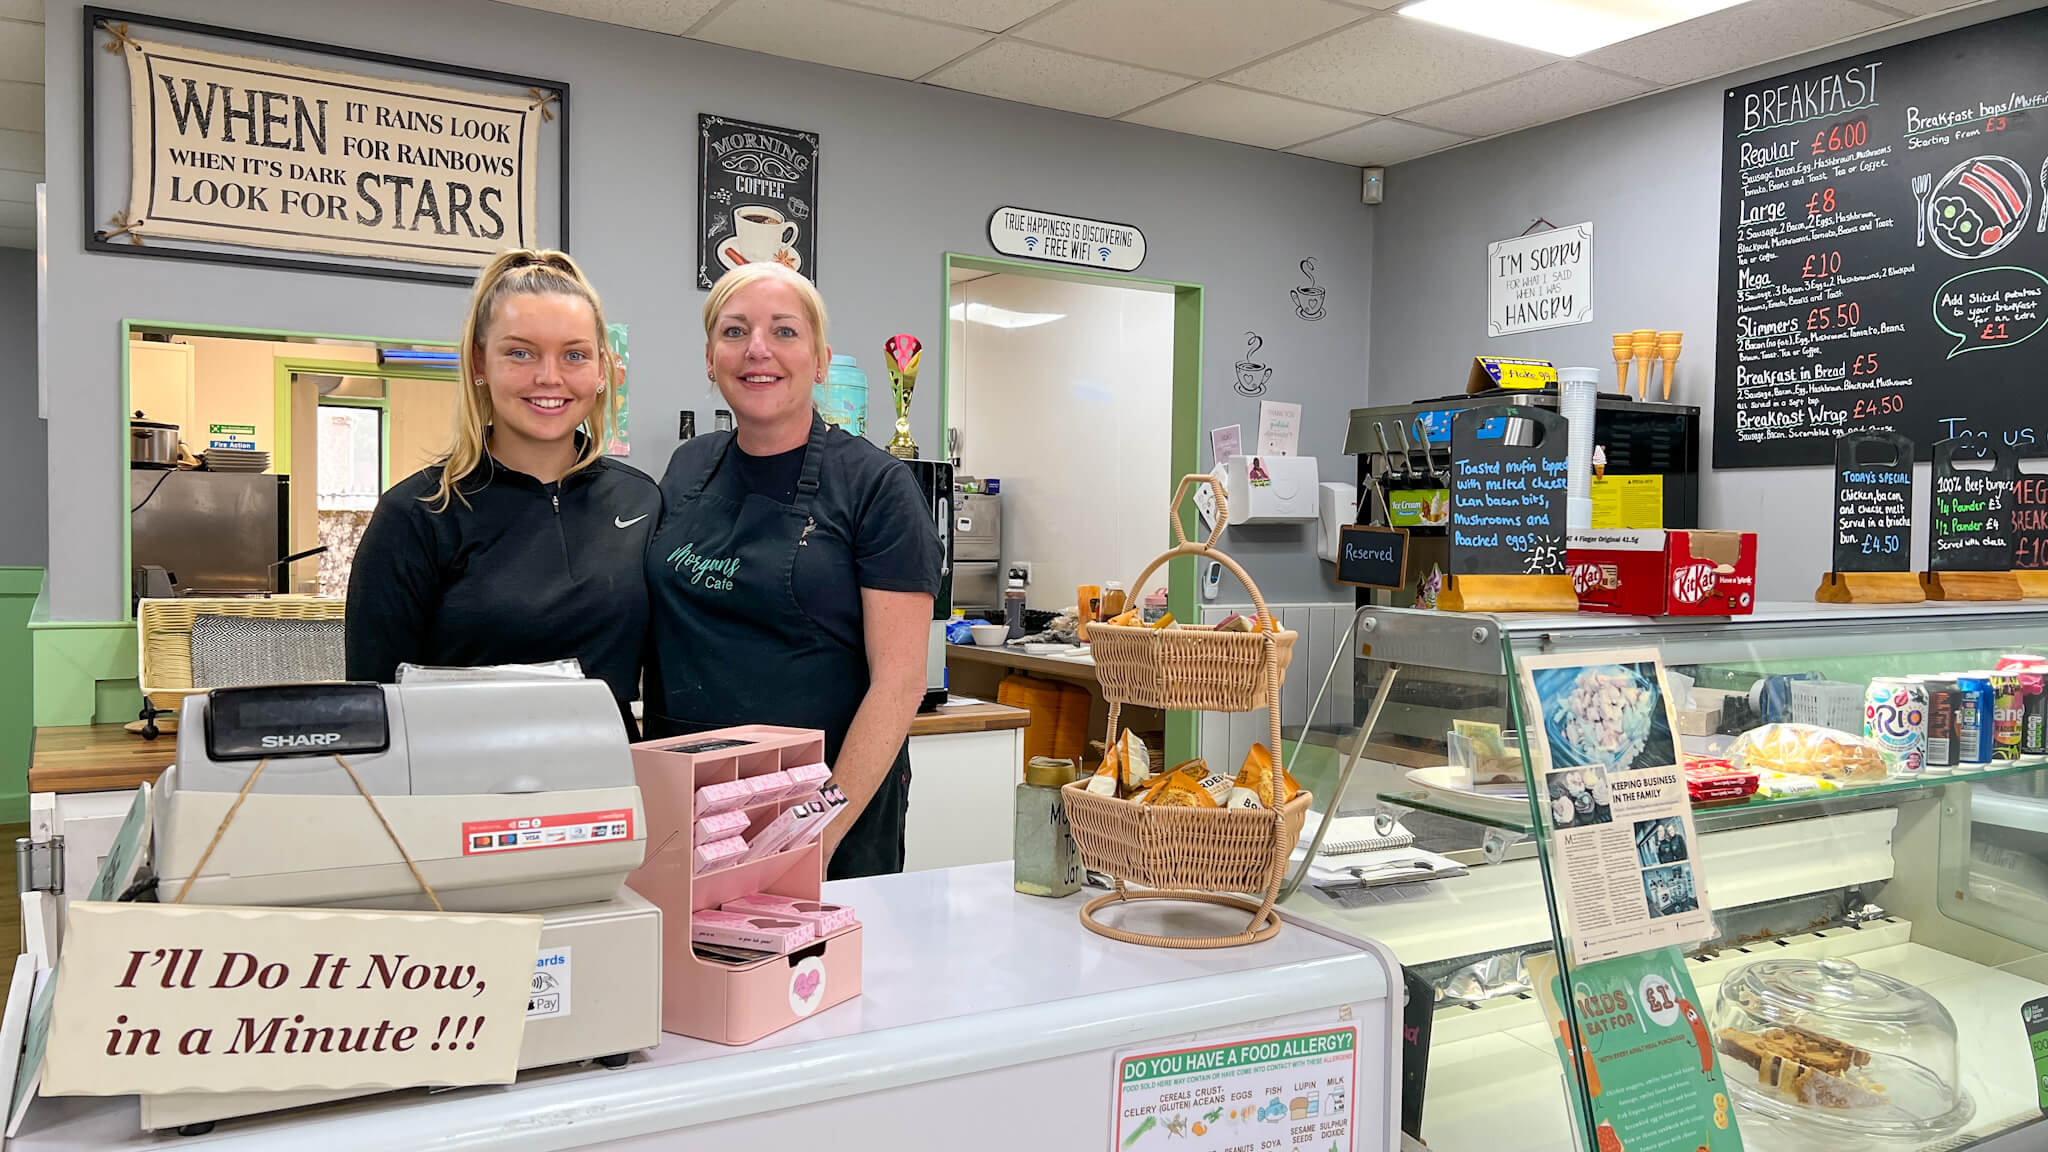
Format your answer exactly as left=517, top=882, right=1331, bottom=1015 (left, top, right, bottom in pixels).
left=884, top=333, right=922, bottom=460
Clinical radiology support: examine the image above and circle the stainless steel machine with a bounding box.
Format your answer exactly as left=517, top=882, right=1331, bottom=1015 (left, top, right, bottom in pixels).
left=143, top=678, right=662, bottom=1134
left=952, top=486, right=1002, bottom=612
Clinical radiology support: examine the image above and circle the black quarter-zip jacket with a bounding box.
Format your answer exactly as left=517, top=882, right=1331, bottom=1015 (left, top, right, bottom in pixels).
left=345, top=452, right=661, bottom=722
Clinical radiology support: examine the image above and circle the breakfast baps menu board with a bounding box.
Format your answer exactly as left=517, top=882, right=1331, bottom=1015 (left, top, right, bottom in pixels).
left=1716, top=6, right=2048, bottom=469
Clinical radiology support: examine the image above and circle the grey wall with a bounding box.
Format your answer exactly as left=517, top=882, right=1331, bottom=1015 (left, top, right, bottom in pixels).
left=0, top=248, right=43, bottom=567
left=1369, top=0, right=2045, bottom=603
left=42, top=0, right=1371, bottom=621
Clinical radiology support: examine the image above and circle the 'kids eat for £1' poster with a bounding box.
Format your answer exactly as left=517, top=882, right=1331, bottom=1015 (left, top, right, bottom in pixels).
left=1527, top=948, right=1742, bottom=1152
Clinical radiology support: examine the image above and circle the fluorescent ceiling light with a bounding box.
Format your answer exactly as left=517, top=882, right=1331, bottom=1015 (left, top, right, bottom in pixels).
left=1398, top=0, right=1748, bottom=57
left=949, top=302, right=1065, bottom=329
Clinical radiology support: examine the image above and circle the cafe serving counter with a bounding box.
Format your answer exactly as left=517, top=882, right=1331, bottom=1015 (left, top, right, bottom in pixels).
left=10, top=863, right=1402, bottom=1151
left=1276, top=602, right=2048, bottom=1152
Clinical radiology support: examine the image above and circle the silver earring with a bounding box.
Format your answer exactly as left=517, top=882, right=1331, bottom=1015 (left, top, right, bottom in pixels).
left=473, top=377, right=485, bottom=387
left=597, top=384, right=606, bottom=393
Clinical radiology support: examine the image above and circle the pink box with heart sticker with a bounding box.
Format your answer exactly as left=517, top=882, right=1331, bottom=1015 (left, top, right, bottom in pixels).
left=627, top=724, right=865, bottom=1045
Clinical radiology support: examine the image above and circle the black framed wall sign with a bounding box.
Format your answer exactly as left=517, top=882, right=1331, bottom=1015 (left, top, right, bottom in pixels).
left=697, top=115, right=819, bottom=290
left=83, top=7, right=569, bottom=285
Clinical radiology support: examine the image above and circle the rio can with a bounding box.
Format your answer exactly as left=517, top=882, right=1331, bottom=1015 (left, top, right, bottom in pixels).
left=1865, top=678, right=1927, bottom=775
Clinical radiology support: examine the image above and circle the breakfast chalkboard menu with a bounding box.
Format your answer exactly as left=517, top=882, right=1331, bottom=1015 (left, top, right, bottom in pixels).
left=1929, top=440, right=2016, bottom=572
left=1832, top=431, right=1915, bottom=573
left=1716, top=6, right=2048, bottom=469
left=1450, top=406, right=1569, bottom=576
left=2016, top=469, right=2048, bottom=570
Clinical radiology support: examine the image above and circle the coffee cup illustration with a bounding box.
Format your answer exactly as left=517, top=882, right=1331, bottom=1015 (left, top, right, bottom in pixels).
left=730, top=205, right=799, bottom=263
left=1234, top=331, right=1271, bottom=396
left=1291, top=258, right=1326, bottom=321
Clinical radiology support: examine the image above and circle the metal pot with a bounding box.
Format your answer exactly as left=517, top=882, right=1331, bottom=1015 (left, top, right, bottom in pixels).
left=130, top=412, right=179, bottom=469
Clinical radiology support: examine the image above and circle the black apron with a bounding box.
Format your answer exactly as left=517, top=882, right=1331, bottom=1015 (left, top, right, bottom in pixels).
left=645, top=415, right=910, bottom=879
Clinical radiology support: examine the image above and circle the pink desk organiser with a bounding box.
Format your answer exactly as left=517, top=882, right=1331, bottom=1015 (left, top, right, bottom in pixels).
left=627, top=725, right=862, bottom=1045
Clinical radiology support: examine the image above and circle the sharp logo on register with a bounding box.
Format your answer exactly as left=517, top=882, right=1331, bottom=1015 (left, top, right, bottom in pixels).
left=260, top=732, right=343, bottom=749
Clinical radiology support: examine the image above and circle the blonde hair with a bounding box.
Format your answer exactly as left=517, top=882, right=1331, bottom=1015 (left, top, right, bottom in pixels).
left=430, top=248, right=620, bottom=510
left=701, top=263, right=830, bottom=372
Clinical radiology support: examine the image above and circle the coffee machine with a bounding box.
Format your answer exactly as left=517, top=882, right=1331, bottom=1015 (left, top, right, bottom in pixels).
left=897, top=459, right=954, bottom=711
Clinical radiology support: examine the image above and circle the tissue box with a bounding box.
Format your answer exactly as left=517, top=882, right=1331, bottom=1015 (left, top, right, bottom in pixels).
left=1221, top=454, right=1318, bottom=523
left=1568, top=530, right=1757, bottom=617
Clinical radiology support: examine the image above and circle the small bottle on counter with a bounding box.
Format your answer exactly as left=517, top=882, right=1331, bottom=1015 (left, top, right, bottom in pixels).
left=679, top=411, right=697, bottom=441
left=1015, top=757, right=1082, bottom=898
left=1101, top=581, right=1128, bottom=621
left=715, top=409, right=734, bottom=433
left=1004, top=580, right=1028, bottom=640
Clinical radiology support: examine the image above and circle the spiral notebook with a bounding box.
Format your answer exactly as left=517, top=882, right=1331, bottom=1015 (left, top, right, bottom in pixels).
left=1319, top=816, right=1416, bottom=856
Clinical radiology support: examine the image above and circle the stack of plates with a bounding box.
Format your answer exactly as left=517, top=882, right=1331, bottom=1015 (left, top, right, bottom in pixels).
left=204, top=448, right=271, bottom=473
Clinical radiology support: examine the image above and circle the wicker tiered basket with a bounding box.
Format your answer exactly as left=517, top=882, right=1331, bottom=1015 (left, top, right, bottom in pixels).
left=1062, top=474, right=1309, bottom=948
left=136, top=595, right=346, bottom=738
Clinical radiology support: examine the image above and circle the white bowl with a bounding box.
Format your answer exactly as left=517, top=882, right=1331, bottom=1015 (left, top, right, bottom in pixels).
left=970, top=624, right=1008, bottom=647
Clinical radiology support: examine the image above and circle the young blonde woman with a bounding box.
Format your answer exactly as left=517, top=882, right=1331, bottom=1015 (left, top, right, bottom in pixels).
left=346, top=249, right=658, bottom=731
left=645, top=263, right=940, bottom=878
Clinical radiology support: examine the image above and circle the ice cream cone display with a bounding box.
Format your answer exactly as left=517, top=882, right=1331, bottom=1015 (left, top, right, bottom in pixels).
left=1658, top=331, right=1683, bottom=400
left=1611, top=333, right=1634, bottom=395
left=1631, top=330, right=1657, bottom=399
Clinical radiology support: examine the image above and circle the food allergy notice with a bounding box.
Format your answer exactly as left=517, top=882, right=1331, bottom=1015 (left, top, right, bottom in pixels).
left=1716, top=5, right=2048, bottom=468
left=1113, top=1026, right=1359, bottom=1152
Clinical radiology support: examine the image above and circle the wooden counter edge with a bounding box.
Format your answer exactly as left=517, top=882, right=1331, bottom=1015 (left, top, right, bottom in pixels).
left=30, top=724, right=174, bottom=794
left=909, top=701, right=1031, bottom=737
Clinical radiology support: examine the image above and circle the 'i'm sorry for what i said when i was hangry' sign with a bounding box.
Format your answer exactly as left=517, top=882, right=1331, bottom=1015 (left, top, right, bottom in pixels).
left=107, top=27, right=547, bottom=266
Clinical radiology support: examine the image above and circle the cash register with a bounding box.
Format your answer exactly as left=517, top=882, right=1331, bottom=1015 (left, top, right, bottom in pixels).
left=142, top=679, right=662, bottom=1135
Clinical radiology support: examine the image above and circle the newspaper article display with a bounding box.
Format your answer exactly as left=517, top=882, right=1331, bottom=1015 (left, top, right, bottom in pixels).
left=1519, top=648, right=1714, bottom=964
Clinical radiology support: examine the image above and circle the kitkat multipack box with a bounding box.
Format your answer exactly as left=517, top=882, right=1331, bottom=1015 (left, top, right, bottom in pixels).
left=1568, top=530, right=1758, bottom=616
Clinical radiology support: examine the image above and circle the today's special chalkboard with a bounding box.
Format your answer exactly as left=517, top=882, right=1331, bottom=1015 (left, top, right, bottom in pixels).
left=1716, top=6, right=2048, bottom=469
left=1929, top=439, right=2017, bottom=572
left=1449, top=406, right=1569, bottom=576
left=1832, top=431, right=1915, bottom=573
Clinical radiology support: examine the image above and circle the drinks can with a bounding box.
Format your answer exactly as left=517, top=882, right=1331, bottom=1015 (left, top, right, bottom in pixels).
left=1865, top=678, right=1927, bottom=775
left=1956, top=675, right=1994, bottom=764
left=2022, top=673, right=2048, bottom=757
left=1987, top=672, right=2024, bottom=761
left=1922, top=680, right=1960, bottom=769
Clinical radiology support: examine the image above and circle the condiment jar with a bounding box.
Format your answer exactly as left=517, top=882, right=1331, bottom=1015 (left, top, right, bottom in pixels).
left=1014, top=757, right=1081, bottom=897
left=1102, top=581, right=1128, bottom=620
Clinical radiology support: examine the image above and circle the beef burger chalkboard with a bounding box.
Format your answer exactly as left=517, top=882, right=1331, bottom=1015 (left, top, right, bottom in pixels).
left=1450, top=406, right=1569, bottom=576
left=1832, top=431, right=1916, bottom=573
left=1716, top=7, right=2048, bottom=469
left=1929, top=440, right=2017, bottom=572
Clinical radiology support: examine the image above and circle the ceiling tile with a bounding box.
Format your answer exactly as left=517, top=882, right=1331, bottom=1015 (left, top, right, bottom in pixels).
left=1583, top=0, right=1894, bottom=87
left=1404, top=61, right=1652, bottom=138
left=840, top=0, right=1064, bottom=32
left=1863, top=0, right=1981, bottom=14
left=0, top=81, right=39, bottom=136
left=0, top=224, right=30, bottom=249
left=0, top=20, right=35, bottom=83
left=1121, top=83, right=1366, bottom=149
left=696, top=0, right=990, bottom=80
left=0, top=198, right=28, bottom=227
left=491, top=0, right=726, bottom=35
left=0, top=167, right=35, bottom=201
left=1015, top=0, right=1361, bottom=77
left=1329, top=0, right=1403, bottom=8
left=0, top=129, right=40, bottom=172
left=1229, top=16, right=1558, bottom=114
left=926, top=40, right=1191, bottom=117
left=1288, top=117, right=1468, bottom=165
left=0, top=2, right=38, bottom=22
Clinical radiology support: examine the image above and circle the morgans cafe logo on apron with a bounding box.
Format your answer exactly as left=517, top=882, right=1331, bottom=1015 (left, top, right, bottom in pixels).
left=668, top=543, right=740, bottom=591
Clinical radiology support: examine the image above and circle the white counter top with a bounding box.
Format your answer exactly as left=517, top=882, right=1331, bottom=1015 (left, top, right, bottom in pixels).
left=13, top=863, right=1395, bottom=1150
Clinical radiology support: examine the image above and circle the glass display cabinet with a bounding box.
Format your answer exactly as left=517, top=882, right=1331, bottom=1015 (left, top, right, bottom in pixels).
left=1277, top=603, right=2048, bottom=1152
